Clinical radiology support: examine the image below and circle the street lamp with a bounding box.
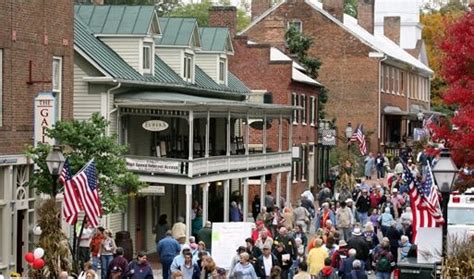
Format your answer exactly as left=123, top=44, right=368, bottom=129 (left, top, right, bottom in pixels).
left=345, top=122, right=353, bottom=157
left=45, top=145, right=66, bottom=198
left=432, top=148, right=458, bottom=258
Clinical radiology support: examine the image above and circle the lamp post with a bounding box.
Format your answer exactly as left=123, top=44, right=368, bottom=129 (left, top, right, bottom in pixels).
left=431, top=148, right=458, bottom=258
left=345, top=122, right=353, bottom=158
left=45, top=145, right=66, bottom=198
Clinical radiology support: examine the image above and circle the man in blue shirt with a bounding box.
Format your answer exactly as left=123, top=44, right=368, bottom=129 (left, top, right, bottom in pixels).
left=157, top=230, right=181, bottom=279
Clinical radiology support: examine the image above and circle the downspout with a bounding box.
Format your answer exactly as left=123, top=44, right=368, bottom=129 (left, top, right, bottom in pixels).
left=106, top=81, right=121, bottom=136
left=378, top=55, right=388, bottom=146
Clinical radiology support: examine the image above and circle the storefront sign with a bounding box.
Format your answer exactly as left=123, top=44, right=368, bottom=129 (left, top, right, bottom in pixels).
left=34, top=92, right=56, bottom=147
left=142, top=120, right=169, bottom=132
left=139, top=185, right=166, bottom=195
left=321, top=129, right=336, bottom=146
left=125, top=157, right=181, bottom=174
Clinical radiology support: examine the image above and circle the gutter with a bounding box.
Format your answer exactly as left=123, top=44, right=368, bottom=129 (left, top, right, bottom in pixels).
left=369, top=52, right=388, bottom=143
left=106, top=81, right=121, bottom=136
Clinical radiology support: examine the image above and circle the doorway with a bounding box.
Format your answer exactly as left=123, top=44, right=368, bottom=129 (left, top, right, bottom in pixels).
left=16, top=210, right=26, bottom=274
left=135, top=197, right=147, bottom=252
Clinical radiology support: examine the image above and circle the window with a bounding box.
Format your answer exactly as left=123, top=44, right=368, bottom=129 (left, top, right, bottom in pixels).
left=292, top=93, right=299, bottom=125
left=302, top=145, right=307, bottom=181
left=52, top=57, right=62, bottom=120
left=310, top=96, right=315, bottom=126
left=380, top=65, right=385, bottom=92
left=0, top=49, right=2, bottom=126
left=395, top=69, right=400, bottom=94
left=219, top=58, right=226, bottom=83
left=142, top=43, right=152, bottom=73
left=292, top=161, right=297, bottom=183
left=301, top=94, right=306, bottom=125
left=384, top=65, right=389, bottom=92
left=183, top=54, right=193, bottom=82
left=390, top=67, right=395, bottom=93
left=288, top=20, right=302, bottom=33
left=400, top=71, right=405, bottom=96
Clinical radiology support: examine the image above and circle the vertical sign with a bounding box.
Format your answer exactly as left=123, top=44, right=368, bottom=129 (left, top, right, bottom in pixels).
left=34, top=92, right=56, bottom=147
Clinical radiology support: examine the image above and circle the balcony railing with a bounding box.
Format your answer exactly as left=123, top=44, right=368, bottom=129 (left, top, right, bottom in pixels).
left=125, top=152, right=292, bottom=177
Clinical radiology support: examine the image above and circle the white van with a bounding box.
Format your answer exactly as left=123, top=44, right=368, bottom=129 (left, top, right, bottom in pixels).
left=448, top=188, right=474, bottom=242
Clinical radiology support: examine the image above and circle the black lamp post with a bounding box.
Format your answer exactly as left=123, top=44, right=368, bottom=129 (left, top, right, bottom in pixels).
left=345, top=122, right=353, bottom=158
left=45, top=145, right=66, bottom=198
left=431, top=148, right=458, bottom=258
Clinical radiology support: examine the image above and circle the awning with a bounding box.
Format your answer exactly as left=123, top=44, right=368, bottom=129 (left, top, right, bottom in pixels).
left=410, top=104, right=444, bottom=116
left=383, top=106, right=408, bottom=116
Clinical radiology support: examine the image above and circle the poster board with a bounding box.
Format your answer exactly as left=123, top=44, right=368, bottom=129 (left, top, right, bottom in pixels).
left=416, top=227, right=442, bottom=263
left=211, top=222, right=254, bottom=269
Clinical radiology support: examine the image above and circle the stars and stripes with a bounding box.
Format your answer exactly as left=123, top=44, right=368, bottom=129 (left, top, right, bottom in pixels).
left=350, top=124, right=367, bottom=155
left=60, top=158, right=82, bottom=225
left=403, top=161, right=444, bottom=244
left=72, top=159, right=102, bottom=227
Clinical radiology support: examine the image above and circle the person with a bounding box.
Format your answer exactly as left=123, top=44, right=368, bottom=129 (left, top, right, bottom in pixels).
left=197, top=221, right=212, bottom=251
left=363, top=223, right=378, bottom=273
left=229, top=246, right=248, bottom=277
left=339, top=249, right=362, bottom=279
left=372, top=240, right=395, bottom=279
left=294, top=201, right=311, bottom=233
left=336, top=200, right=353, bottom=241
left=100, top=229, right=117, bottom=279
left=386, top=221, right=401, bottom=263
left=158, top=230, right=181, bottom=279
left=155, top=214, right=170, bottom=244
left=369, top=208, right=380, bottom=234
left=265, top=191, right=274, bottom=208
left=364, top=153, right=375, bottom=180
left=273, top=227, right=297, bottom=262
left=378, top=207, right=394, bottom=237
left=350, top=260, right=368, bottom=279
left=347, top=228, right=369, bottom=266
left=108, top=247, right=128, bottom=279
left=256, top=243, right=278, bottom=279
left=232, top=252, right=258, bottom=278
left=322, top=220, right=336, bottom=244
left=269, top=207, right=283, bottom=237
left=245, top=237, right=262, bottom=260
left=58, top=271, right=69, bottom=279
left=126, top=251, right=153, bottom=279
left=376, top=152, right=385, bottom=179
left=78, top=262, right=98, bottom=279
left=89, top=226, right=105, bottom=271
left=369, top=186, right=384, bottom=210
left=399, top=235, right=412, bottom=261
left=315, top=203, right=336, bottom=230
left=270, top=266, right=282, bottom=279
left=78, top=222, right=94, bottom=271
left=200, top=256, right=218, bottom=279
left=293, top=225, right=308, bottom=249
left=318, top=185, right=332, bottom=206
left=192, top=211, right=203, bottom=237
left=307, top=238, right=328, bottom=277
left=252, top=195, right=261, bottom=222
left=172, top=217, right=187, bottom=244
left=255, top=230, right=274, bottom=250
left=179, top=251, right=200, bottom=279
left=390, top=188, right=405, bottom=219
left=252, top=220, right=272, bottom=243
left=293, top=261, right=310, bottom=279
left=318, top=257, right=335, bottom=279
left=355, top=188, right=371, bottom=228
left=331, top=240, right=349, bottom=270
left=282, top=207, right=294, bottom=230
left=171, top=245, right=197, bottom=274
left=273, top=242, right=292, bottom=279
left=230, top=201, right=243, bottom=222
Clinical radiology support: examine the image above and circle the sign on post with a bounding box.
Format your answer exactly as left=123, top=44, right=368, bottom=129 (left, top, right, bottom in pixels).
left=34, top=92, right=56, bottom=147
left=211, top=222, right=254, bottom=269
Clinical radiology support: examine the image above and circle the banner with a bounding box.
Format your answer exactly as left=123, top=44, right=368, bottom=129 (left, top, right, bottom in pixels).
left=34, top=92, right=56, bottom=147
left=125, top=157, right=182, bottom=174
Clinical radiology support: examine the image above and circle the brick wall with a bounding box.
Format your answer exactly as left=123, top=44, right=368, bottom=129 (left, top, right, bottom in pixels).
left=384, top=16, right=401, bottom=45
left=0, top=0, right=74, bottom=155
left=357, top=0, right=375, bottom=34
left=251, top=0, right=272, bottom=21
left=209, top=6, right=237, bottom=36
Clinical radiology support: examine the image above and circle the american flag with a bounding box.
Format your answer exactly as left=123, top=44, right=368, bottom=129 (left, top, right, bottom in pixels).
left=350, top=124, right=367, bottom=155
left=403, top=161, right=444, bottom=243
left=72, top=159, right=102, bottom=227
left=423, top=114, right=435, bottom=135
left=60, top=158, right=82, bottom=225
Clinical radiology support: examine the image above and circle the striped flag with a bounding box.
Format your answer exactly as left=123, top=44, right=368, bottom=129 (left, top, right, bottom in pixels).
left=60, top=158, right=82, bottom=225
left=351, top=124, right=367, bottom=155
left=403, top=161, right=444, bottom=243
left=72, top=159, right=102, bottom=227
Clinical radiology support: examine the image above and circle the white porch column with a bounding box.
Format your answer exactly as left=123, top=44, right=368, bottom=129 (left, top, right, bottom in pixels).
left=185, top=184, right=192, bottom=240
left=276, top=173, right=281, bottom=208
left=263, top=113, right=267, bottom=154
left=278, top=114, right=283, bottom=152
left=205, top=110, right=210, bottom=158
left=202, top=183, right=209, bottom=225
left=226, top=111, right=231, bottom=156
left=245, top=112, right=250, bottom=156
left=223, top=180, right=230, bottom=222
left=188, top=111, right=194, bottom=160
left=286, top=172, right=291, bottom=208
left=243, top=178, right=249, bottom=222
left=289, top=118, right=293, bottom=151
left=260, top=175, right=265, bottom=210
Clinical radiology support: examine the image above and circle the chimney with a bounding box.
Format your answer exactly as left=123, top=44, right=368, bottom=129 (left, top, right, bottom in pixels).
left=357, top=0, right=374, bottom=34
left=209, top=6, right=237, bottom=36
left=251, top=0, right=272, bottom=21
left=384, top=16, right=401, bottom=45
left=91, top=0, right=104, bottom=4
left=322, top=0, right=344, bottom=22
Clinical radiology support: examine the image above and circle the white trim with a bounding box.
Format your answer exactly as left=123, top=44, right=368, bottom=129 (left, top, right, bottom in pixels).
left=95, top=34, right=148, bottom=38
left=142, top=42, right=153, bottom=74
left=287, top=20, right=303, bottom=33
left=52, top=56, right=62, bottom=120
left=74, top=46, right=112, bottom=77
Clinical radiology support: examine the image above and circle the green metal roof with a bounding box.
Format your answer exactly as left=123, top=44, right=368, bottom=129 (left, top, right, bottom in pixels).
left=156, top=18, right=199, bottom=47
left=199, top=27, right=233, bottom=52
left=227, top=72, right=250, bottom=93
left=75, top=5, right=155, bottom=35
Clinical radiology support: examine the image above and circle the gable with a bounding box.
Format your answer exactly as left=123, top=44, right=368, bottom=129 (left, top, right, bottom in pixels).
left=157, top=18, right=201, bottom=48
left=199, top=27, right=234, bottom=53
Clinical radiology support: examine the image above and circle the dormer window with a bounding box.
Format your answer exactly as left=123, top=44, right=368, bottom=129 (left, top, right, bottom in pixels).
left=184, top=54, right=193, bottom=82
left=143, top=43, right=152, bottom=74
left=219, top=58, right=226, bottom=84
left=288, top=20, right=302, bottom=33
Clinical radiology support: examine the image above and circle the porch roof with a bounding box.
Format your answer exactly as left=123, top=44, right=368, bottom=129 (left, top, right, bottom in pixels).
left=114, top=91, right=296, bottom=115
left=383, top=105, right=408, bottom=116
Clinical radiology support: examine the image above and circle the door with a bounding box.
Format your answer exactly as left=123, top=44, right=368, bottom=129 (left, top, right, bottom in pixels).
left=135, top=197, right=147, bottom=252
left=16, top=210, right=26, bottom=274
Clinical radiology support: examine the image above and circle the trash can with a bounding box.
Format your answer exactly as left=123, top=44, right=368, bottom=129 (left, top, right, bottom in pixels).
left=397, top=258, right=440, bottom=279
left=115, top=231, right=133, bottom=261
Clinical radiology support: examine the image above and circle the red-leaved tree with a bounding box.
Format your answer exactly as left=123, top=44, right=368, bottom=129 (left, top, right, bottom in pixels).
left=432, top=7, right=474, bottom=191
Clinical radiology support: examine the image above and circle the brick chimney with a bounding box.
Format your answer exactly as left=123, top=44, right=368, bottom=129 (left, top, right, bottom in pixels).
left=209, top=6, right=237, bottom=36
left=251, top=0, right=272, bottom=21
left=322, top=0, right=344, bottom=22
left=384, top=16, right=401, bottom=45
left=357, top=0, right=374, bottom=34
left=91, top=0, right=104, bottom=4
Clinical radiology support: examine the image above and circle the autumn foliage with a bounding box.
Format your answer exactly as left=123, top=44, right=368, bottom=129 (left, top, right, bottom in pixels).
left=433, top=8, right=474, bottom=190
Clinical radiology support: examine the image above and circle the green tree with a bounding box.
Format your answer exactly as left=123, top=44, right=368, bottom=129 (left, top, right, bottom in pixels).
left=27, top=113, right=144, bottom=214
left=345, top=0, right=357, bottom=18
left=285, top=25, right=329, bottom=119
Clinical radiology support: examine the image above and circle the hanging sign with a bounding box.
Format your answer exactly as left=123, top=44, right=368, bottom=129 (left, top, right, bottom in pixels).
left=34, top=92, right=56, bottom=147
left=321, top=129, right=336, bottom=146
left=142, top=120, right=168, bottom=132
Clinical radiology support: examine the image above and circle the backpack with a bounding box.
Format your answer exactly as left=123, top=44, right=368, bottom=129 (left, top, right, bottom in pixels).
left=376, top=254, right=391, bottom=272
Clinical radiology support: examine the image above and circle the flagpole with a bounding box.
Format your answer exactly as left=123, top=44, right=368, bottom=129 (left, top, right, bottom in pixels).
left=73, top=215, right=88, bottom=274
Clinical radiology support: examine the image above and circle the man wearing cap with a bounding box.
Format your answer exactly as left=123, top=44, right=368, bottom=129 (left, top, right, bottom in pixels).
left=331, top=240, right=349, bottom=270
left=355, top=188, right=371, bottom=227
left=157, top=230, right=181, bottom=279
left=197, top=221, right=212, bottom=251
left=347, top=228, right=370, bottom=265
left=390, top=188, right=405, bottom=218
left=252, top=220, right=272, bottom=242
left=256, top=243, right=278, bottom=279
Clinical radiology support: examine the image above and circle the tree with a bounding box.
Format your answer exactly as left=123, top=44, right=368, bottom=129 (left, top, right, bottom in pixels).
left=27, top=113, right=144, bottom=214
left=285, top=25, right=329, bottom=119
left=168, top=0, right=250, bottom=32
left=432, top=8, right=473, bottom=191
left=344, top=0, right=357, bottom=18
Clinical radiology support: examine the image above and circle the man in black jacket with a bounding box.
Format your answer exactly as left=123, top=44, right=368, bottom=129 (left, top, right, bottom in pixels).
left=355, top=188, right=371, bottom=227
left=256, top=243, right=279, bottom=279
left=347, top=227, right=370, bottom=265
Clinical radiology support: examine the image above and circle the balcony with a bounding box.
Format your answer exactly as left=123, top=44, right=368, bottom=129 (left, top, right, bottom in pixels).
left=125, top=151, right=292, bottom=177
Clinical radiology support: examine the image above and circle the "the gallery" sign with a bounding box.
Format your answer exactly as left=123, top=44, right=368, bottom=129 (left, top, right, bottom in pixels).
left=34, top=92, right=56, bottom=147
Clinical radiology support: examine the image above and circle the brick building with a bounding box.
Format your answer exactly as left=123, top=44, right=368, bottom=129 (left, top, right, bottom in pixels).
left=240, top=0, right=434, bottom=158
left=209, top=6, right=322, bottom=205
left=0, top=0, right=74, bottom=275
